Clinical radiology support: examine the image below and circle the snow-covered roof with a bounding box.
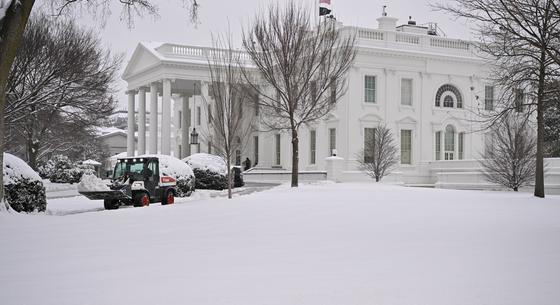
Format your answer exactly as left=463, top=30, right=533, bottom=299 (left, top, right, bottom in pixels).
left=82, top=159, right=102, bottom=166
left=95, top=127, right=127, bottom=138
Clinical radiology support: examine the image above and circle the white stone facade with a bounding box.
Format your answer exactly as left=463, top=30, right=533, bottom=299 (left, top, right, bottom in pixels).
left=123, top=16, right=560, bottom=192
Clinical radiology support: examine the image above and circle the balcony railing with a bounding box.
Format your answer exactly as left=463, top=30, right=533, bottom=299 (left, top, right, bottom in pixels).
left=155, top=26, right=475, bottom=62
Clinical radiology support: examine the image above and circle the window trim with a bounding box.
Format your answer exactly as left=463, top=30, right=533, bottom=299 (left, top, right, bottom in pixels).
left=400, top=129, right=412, bottom=165
left=328, top=128, right=337, bottom=156
left=364, top=75, right=377, bottom=104
left=400, top=78, right=413, bottom=106
left=309, top=130, right=316, bottom=165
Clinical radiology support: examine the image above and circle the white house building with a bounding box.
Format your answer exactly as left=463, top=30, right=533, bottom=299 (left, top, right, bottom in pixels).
left=121, top=13, right=560, bottom=191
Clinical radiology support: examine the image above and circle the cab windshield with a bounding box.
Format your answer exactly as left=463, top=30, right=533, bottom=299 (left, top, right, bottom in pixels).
left=113, top=159, right=148, bottom=181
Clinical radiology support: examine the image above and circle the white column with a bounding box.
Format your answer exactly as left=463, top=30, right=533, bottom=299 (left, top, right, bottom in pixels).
left=162, top=79, right=172, bottom=155
left=149, top=82, right=158, bottom=154
left=138, top=87, right=147, bottom=155
left=127, top=90, right=136, bottom=157
left=181, top=94, right=191, bottom=158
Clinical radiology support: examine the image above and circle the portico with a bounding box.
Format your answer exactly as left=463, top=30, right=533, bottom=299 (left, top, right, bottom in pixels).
left=123, top=43, right=214, bottom=159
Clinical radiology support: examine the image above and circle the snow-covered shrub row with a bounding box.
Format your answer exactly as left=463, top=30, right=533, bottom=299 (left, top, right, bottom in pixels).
left=3, top=153, right=47, bottom=212
left=140, top=154, right=195, bottom=197
left=184, top=153, right=228, bottom=190
left=39, top=155, right=92, bottom=183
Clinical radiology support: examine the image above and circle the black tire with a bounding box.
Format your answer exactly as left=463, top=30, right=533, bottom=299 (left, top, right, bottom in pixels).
left=133, top=192, right=150, bottom=207
left=104, top=199, right=119, bottom=210
left=162, top=189, right=175, bottom=205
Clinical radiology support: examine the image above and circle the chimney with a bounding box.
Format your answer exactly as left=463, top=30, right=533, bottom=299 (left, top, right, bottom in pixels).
left=376, top=6, right=398, bottom=31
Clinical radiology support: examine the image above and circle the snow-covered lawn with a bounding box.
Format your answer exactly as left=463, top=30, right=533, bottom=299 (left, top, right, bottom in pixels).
left=1, top=183, right=559, bottom=305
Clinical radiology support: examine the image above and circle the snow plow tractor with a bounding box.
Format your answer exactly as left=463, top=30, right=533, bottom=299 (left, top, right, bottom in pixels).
left=78, top=156, right=195, bottom=210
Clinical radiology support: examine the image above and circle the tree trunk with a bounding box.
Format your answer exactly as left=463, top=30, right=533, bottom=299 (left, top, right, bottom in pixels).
left=26, top=137, right=38, bottom=170
left=0, top=0, right=36, bottom=206
left=513, top=186, right=518, bottom=192
left=226, top=158, right=232, bottom=199
left=534, top=48, right=546, bottom=198
left=375, top=176, right=380, bottom=182
left=291, top=128, right=299, bottom=187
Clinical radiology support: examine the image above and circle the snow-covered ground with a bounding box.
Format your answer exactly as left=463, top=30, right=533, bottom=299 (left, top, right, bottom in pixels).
left=1, top=183, right=559, bottom=305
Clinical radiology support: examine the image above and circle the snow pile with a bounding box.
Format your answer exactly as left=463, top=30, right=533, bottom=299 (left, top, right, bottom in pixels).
left=184, top=153, right=227, bottom=175
left=3, top=152, right=41, bottom=185
left=77, top=174, right=110, bottom=192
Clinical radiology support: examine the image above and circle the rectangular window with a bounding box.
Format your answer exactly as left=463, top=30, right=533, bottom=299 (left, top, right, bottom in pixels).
left=364, top=128, right=376, bottom=163
left=310, top=130, right=316, bottom=164
left=401, top=78, right=413, bottom=106
left=484, top=86, right=494, bottom=111
left=401, top=130, right=412, bottom=164
left=178, top=145, right=182, bottom=158
left=364, top=75, right=376, bottom=103
left=178, top=110, right=182, bottom=129
left=208, top=107, right=212, bottom=124
left=329, top=128, right=336, bottom=156
left=435, top=131, right=441, bottom=161
left=254, top=136, right=259, bottom=165
left=514, top=89, right=524, bottom=112
left=458, top=132, right=464, bottom=160
left=275, top=134, right=281, bottom=165
left=196, top=106, right=201, bottom=125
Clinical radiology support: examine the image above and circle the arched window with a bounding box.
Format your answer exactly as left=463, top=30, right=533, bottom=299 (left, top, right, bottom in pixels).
left=444, top=125, right=455, bottom=160
left=435, top=84, right=463, bottom=108
left=443, top=95, right=454, bottom=108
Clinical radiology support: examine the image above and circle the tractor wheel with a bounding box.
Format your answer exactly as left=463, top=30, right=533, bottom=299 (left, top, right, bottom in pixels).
left=162, top=189, right=174, bottom=205
left=104, top=199, right=119, bottom=210
left=133, top=192, right=150, bottom=207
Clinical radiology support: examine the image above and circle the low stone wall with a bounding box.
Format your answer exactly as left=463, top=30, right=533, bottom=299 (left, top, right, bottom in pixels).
left=325, top=156, right=560, bottom=195
left=243, top=167, right=327, bottom=183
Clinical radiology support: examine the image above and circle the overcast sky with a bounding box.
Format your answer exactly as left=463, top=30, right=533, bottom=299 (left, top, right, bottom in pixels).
left=36, top=0, right=473, bottom=110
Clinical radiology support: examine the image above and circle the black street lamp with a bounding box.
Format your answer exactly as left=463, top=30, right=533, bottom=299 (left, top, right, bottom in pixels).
left=190, top=128, right=199, bottom=145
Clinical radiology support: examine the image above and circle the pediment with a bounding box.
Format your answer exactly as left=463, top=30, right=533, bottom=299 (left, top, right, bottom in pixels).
left=358, top=113, right=383, bottom=123
left=122, top=43, right=163, bottom=80
left=324, top=113, right=339, bottom=123
left=396, top=116, right=418, bottom=125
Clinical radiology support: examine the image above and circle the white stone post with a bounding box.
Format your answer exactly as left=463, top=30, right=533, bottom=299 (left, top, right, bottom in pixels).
left=149, top=82, right=158, bottom=154
left=181, top=94, right=191, bottom=158
left=325, top=156, right=345, bottom=182
left=126, top=90, right=136, bottom=157
left=137, top=87, right=147, bottom=155
left=162, top=79, right=172, bottom=155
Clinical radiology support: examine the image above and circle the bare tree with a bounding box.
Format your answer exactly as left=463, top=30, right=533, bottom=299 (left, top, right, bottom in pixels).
left=204, top=34, right=254, bottom=199
left=5, top=13, right=119, bottom=169
left=0, top=0, right=199, bottom=205
left=355, top=124, right=399, bottom=182
left=434, top=0, right=560, bottom=198
left=242, top=1, right=356, bottom=187
left=480, top=115, right=536, bottom=191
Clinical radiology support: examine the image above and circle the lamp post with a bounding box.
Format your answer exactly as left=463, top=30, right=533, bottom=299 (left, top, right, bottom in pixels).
left=190, top=128, right=199, bottom=154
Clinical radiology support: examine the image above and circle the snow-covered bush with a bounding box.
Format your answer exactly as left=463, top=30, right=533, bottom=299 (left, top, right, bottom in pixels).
left=184, top=153, right=228, bottom=190
left=3, top=153, right=47, bottom=213
left=48, top=155, right=83, bottom=183
left=141, top=154, right=195, bottom=197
